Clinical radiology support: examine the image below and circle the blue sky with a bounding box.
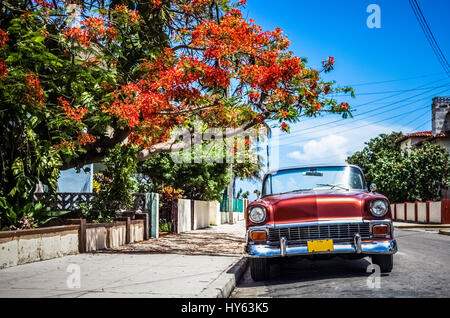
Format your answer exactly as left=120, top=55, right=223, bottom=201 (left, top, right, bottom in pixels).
left=236, top=0, right=450, bottom=197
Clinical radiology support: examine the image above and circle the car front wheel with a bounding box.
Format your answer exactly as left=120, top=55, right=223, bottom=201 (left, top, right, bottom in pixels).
left=249, top=258, right=270, bottom=281
left=371, top=254, right=393, bottom=273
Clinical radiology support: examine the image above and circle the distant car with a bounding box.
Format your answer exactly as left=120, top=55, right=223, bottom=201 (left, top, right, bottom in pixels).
left=245, top=165, right=397, bottom=281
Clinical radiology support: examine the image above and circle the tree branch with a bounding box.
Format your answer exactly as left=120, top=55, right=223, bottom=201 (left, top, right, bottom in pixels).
left=137, top=110, right=271, bottom=161
left=61, top=128, right=131, bottom=170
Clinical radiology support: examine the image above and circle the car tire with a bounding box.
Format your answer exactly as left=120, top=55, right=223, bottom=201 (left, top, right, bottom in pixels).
left=249, top=258, right=270, bottom=281
left=371, top=254, right=393, bottom=273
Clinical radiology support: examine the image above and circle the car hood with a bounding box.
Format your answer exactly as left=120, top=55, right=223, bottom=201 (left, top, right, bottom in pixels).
left=259, top=189, right=373, bottom=225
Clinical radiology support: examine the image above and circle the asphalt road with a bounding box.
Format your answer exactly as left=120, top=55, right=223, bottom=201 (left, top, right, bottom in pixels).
left=231, top=228, right=450, bottom=297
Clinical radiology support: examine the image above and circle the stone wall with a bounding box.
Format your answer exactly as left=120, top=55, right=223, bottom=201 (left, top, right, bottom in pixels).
left=0, top=226, right=79, bottom=269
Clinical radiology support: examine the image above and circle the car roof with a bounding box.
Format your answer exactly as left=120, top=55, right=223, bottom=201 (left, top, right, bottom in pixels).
left=265, top=164, right=364, bottom=176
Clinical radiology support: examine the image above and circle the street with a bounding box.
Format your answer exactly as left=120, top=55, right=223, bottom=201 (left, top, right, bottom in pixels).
left=232, top=228, right=450, bottom=298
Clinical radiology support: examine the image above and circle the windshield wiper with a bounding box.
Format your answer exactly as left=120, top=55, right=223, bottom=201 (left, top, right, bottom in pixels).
left=316, top=184, right=349, bottom=191
left=277, top=189, right=312, bottom=195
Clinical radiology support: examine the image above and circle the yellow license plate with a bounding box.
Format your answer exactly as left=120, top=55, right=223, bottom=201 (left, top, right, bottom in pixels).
left=307, top=239, right=334, bottom=253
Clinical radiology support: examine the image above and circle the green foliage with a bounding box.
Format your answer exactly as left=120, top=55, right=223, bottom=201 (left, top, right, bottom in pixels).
left=89, top=144, right=138, bottom=222
left=347, top=132, right=449, bottom=203
left=159, top=220, right=172, bottom=233
left=236, top=188, right=250, bottom=199
left=0, top=196, right=69, bottom=231
left=137, top=153, right=231, bottom=201
left=0, top=1, right=167, bottom=224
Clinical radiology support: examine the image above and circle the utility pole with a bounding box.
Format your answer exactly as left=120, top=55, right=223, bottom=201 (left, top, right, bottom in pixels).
left=226, top=86, right=234, bottom=224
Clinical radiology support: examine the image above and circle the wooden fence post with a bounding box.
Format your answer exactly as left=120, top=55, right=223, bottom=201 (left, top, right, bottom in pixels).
left=172, top=198, right=179, bottom=234
left=191, top=200, right=195, bottom=231
left=415, top=202, right=419, bottom=223
left=79, top=219, right=86, bottom=253
left=65, top=218, right=86, bottom=253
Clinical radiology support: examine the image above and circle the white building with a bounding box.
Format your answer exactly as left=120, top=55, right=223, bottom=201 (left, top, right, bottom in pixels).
left=398, top=97, right=450, bottom=153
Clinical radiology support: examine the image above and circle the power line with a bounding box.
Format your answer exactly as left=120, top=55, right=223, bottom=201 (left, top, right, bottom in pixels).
left=413, top=119, right=431, bottom=131
left=409, top=0, right=450, bottom=76
left=402, top=108, right=430, bottom=128
left=278, top=105, right=431, bottom=147
left=333, top=84, right=449, bottom=96
left=279, top=83, right=450, bottom=142
left=293, top=77, right=446, bottom=128
left=343, top=72, right=445, bottom=87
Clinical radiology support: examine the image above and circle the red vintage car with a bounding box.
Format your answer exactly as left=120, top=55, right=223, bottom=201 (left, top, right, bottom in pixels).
left=245, top=165, right=397, bottom=281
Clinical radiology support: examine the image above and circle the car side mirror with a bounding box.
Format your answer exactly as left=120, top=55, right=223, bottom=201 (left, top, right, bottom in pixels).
left=370, top=184, right=377, bottom=193
left=254, top=189, right=261, bottom=199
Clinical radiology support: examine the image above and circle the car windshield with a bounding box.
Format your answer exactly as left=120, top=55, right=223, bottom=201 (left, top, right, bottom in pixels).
left=262, top=166, right=367, bottom=196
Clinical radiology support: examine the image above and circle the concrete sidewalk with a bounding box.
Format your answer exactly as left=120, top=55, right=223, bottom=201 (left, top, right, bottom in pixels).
left=0, top=221, right=247, bottom=298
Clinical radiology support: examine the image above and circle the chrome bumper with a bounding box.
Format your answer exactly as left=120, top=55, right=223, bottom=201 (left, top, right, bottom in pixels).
left=245, top=239, right=398, bottom=258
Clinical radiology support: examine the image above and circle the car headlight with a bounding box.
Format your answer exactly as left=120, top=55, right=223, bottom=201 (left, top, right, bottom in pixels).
left=370, top=199, right=388, bottom=217
left=249, top=206, right=267, bottom=224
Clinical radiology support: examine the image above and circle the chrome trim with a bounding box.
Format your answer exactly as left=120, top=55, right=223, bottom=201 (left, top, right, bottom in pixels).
left=246, top=239, right=398, bottom=258
left=280, top=237, right=287, bottom=257
left=369, top=199, right=389, bottom=218
left=272, top=218, right=364, bottom=228
left=248, top=219, right=393, bottom=231
left=247, top=220, right=393, bottom=244
left=354, top=233, right=362, bottom=254
left=248, top=205, right=267, bottom=224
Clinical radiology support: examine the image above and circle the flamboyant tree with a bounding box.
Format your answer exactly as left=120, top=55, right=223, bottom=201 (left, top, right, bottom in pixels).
left=0, top=0, right=354, bottom=214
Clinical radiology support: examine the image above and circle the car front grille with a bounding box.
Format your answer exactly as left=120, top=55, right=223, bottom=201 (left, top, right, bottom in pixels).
left=268, top=223, right=371, bottom=243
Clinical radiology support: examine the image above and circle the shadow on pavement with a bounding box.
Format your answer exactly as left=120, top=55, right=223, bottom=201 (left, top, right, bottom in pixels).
left=92, top=231, right=246, bottom=258
left=242, top=256, right=382, bottom=287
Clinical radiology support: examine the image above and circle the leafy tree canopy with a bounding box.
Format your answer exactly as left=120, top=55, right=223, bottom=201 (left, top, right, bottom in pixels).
left=347, top=132, right=449, bottom=203
left=1, top=0, right=353, bottom=220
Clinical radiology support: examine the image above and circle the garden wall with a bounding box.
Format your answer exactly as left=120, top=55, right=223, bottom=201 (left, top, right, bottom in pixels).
left=174, top=199, right=244, bottom=233
left=208, top=201, right=221, bottom=226
left=0, top=225, right=79, bottom=269
left=0, top=216, right=147, bottom=269
left=392, top=201, right=449, bottom=224
left=193, top=201, right=211, bottom=230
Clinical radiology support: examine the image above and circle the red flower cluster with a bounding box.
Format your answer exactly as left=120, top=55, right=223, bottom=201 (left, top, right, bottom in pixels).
left=191, top=9, right=301, bottom=94
left=339, top=102, right=350, bottom=110
left=24, top=73, right=45, bottom=106
left=322, top=56, right=335, bottom=72
left=113, top=5, right=140, bottom=24
left=0, top=29, right=8, bottom=47
left=65, top=15, right=120, bottom=47
left=78, top=131, right=96, bottom=146
left=34, top=0, right=54, bottom=9
left=54, top=141, right=76, bottom=150
left=0, top=60, right=7, bottom=79
left=58, top=97, right=88, bottom=122
left=152, top=0, right=163, bottom=10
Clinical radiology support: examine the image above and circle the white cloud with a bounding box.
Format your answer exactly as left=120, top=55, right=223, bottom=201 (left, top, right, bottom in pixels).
left=287, top=135, right=349, bottom=164
left=270, top=117, right=417, bottom=168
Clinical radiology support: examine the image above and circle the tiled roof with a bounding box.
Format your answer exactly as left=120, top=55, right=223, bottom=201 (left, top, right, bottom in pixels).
left=397, top=130, right=449, bottom=143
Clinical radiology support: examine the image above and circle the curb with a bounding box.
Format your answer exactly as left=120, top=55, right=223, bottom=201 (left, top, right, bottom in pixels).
left=439, top=229, right=450, bottom=236
left=197, top=256, right=249, bottom=298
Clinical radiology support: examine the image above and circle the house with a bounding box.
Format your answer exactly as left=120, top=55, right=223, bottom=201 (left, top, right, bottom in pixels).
left=397, top=97, right=450, bottom=153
